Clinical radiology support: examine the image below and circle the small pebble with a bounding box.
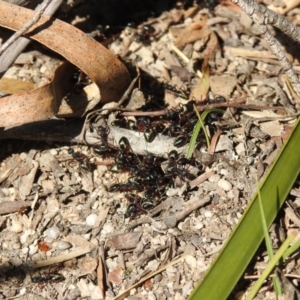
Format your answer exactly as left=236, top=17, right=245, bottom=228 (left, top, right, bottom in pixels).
left=220, top=168, right=230, bottom=176
left=10, top=220, right=23, bottom=233
left=20, top=229, right=35, bottom=244
left=208, top=174, right=221, bottom=183
left=12, top=242, right=21, bottom=250
left=203, top=210, right=212, bottom=218
left=46, top=226, right=60, bottom=240
left=29, top=244, right=38, bottom=255
left=235, top=142, right=245, bottom=155
left=22, top=247, right=29, bottom=254
left=53, top=240, right=72, bottom=250
left=217, top=178, right=232, bottom=191
left=86, top=214, right=97, bottom=226
left=49, top=148, right=58, bottom=156
left=184, top=255, right=197, bottom=269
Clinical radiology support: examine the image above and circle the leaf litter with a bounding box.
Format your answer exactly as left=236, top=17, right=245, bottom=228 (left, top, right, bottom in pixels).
left=0, top=1, right=300, bottom=299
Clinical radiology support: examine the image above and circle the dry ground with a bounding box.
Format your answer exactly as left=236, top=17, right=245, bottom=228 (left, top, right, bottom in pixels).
left=0, top=1, right=300, bottom=299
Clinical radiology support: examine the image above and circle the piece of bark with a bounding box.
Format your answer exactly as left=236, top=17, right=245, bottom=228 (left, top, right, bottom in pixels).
left=0, top=200, right=32, bottom=215
left=106, top=231, right=142, bottom=250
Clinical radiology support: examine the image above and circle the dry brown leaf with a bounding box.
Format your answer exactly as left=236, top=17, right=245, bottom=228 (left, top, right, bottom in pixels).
left=106, top=231, right=142, bottom=250
left=0, top=62, right=74, bottom=127
left=210, top=74, right=236, bottom=99
left=189, top=57, right=210, bottom=100
left=57, top=82, right=101, bottom=118
left=220, top=0, right=243, bottom=13
left=77, top=256, right=98, bottom=277
left=0, top=2, right=131, bottom=127
left=189, top=30, right=219, bottom=100
left=183, top=4, right=200, bottom=19
left=173, top=16, right=210, bottom=47
left=0, top=77, right=35, bottom=94
left=206, top=31, right=219, bottom=57
left=108, top=267, right=124, bottom=285
left=19, top=160, right=39, bottom=200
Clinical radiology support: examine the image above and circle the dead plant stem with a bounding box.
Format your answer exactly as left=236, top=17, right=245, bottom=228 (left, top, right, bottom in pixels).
left=0, top=0, right=63, bottom=77
left=0, top=0, right=52, bottom=55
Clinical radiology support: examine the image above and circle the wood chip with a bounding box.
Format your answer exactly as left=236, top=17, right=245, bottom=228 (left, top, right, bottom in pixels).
left=106, top=232, right=142, bottom=250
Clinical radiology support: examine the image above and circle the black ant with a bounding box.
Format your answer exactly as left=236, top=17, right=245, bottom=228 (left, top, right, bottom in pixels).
left=207, top=95, right=226, bottom=104
left=68, top=148, right=91, bottom=172
left=117, top=137, right=141, bottom=166
left=135, top=24, right=156, bottom=43
left=70, top=69, right=90, bottom=92
left=124, top=194, right=154, bottom=219
left=166, top=150, right=179, bottom=171
left=165, top=100, right=195, bottom=122
left=92, top=125, right=117, bottom=156
left=174, top=133, right=190, bottom=148
left=164, top=150, right=197, bottom=183
left=163, top=84, right=188, bottom=99
left=136, top=117, right=161, bottom=143
left=144, top=128, right=156, bottom=143
left=111, top=117, right=137, bottom=131
left=108, top=183, right=139, bottom=193
left=136, top=117, right=150, bottom=132
left=111, top=117, right=128, bottom=128
left=32, top=273, right=64, bottom=284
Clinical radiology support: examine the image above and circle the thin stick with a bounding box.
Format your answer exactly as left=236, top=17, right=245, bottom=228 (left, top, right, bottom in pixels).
left=0, top=0, right=52, bottom=55
left=0, top=0, right=63, bottom=77
left=121, top=103, right=286, bottom=117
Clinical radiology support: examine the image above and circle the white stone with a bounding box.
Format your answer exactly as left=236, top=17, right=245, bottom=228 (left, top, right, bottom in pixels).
left=235, top=142, right=245, bottom=155
left=10, top=220, right=23, bottom=233
left=204, top=210, right=212, bottom=218
left=20, top=229, right=35, bottom=244
left=46, top=226, right=60, bottom=240
left=53, top=241, right=72, bottom=250
left=29, top=244, right=38, bottom=255
left=48, top=148, right=58, bottom=156
left=86, top=214, right=97, bottom=226
left=217, top=178, right=232, bottom=191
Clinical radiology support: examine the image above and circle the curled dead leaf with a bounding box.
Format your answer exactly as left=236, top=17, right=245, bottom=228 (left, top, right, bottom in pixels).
left=0, top=2, right=131, bottom=127
left=0, top=62, right=75, bottom=127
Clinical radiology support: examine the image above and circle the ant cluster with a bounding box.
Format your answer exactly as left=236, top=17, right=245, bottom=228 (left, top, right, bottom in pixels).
left=111, top=98, right=223, bottom=148
left=90, top=125, right=199, bottom=219
left=68, top=90, right=225, bottom=219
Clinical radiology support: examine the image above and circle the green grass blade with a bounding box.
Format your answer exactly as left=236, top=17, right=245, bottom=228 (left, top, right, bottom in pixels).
left=186, top=108, right=224, bottom=159
left=188, top=116, right=300, bottom=300
left=282, top=237, right=300, bottom=260
left=187, top=119, right=202, bottom=159
left=257, top=187, right=281, bottom=296
left=257, top=184, right=273, bottom=259
left=193, top=105, right=210, bottom=148
left=246, top=234, right=295, bottom=300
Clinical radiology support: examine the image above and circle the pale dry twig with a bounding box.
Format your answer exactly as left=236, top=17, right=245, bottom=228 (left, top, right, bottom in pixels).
left=0, top=0, right=63, bottom=77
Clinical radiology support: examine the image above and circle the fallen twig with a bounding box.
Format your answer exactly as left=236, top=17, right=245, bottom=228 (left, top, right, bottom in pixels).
left=0, top=0, right=52, bottom=54
left=0, top=0, right=63, bottom=77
